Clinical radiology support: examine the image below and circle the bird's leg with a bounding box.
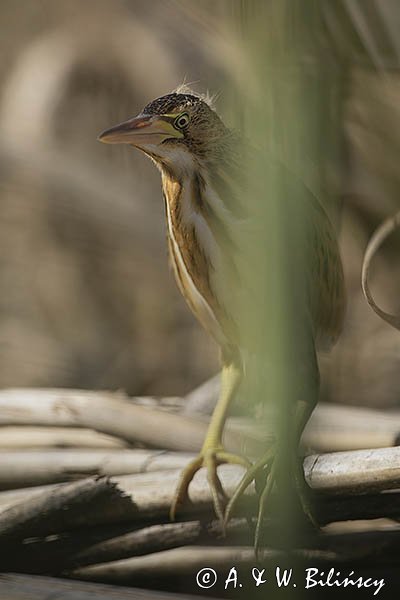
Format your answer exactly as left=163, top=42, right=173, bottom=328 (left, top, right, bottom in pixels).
left=225, top=363, right=319, bottom=550
left=255, top=397, right=318, bottom=549
left=170, top=360, right=251, bottom=523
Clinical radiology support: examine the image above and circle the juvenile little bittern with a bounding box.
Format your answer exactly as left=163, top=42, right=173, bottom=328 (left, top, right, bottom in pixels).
left=99, top=90, right=345, bottom=540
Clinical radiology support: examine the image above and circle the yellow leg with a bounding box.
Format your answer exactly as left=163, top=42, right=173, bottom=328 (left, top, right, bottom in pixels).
left=170, top=361, right=251, bottom=523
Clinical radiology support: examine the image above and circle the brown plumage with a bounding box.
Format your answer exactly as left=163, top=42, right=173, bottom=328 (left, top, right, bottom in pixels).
left=98, top=89, right=345, bottom=542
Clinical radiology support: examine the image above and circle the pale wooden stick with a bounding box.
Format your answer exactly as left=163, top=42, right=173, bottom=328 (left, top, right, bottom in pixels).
left=0, top=427, right=128, bottom=449
left=303, top=446, right=400, bottom=493
left=183, top=374, right=220, bottom=415
left=0, top=449, right=196, bottom=490
left=0, top=485, right=52, bottom=509
left=185, top=374, right=400, bottom=450
left=304, top=403, right=400, bottom=451
left=1, top=388, right=400, bottom=457
left=2, top=445, right=400, bottom=516
left=1, top=446, right=400, bottom=540
left=0, top=389, right=262, bottom=455
left=0, top=467, right=250, bottom=539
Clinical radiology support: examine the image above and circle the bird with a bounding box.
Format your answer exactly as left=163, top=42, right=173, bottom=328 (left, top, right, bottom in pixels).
left=98, top=88, right=345, bottom=544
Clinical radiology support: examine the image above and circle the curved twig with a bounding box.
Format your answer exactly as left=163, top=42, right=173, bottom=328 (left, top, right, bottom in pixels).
left=361, top=210, right=400, bottom=330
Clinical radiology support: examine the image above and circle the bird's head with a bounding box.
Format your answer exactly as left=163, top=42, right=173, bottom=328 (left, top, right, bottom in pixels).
left=98, top=91, right=231, bottom=172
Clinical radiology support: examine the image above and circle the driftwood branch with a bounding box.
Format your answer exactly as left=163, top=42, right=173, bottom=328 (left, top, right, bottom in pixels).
left=0, top=388, right=400, bottom=456
left=0, top=426, right=128, bottom=449
left=0, top=447, right=400, bottom=514
left=1, top=446, right=400, bottom=543
left=70, top=546, right=286, bottom=584
left=0, top=389, right=263, bottom=456
left=2, top=510, right=399, bottom=575
left=68, top=520, right=221, bottom=567
left=0, top=519, right=248, bottom=573
left=0, top=449, right=196, bottom=490
left=184, top=375, right=400, bottom=450
left=0, top=387, right=399, bottom=589
left=304, top=403, right=400, bottom=451
left=69, top=528, right=400, bottom=584
left=0, top=468, right=250, bottom=541
left=0, top=478, right=131, bottom=542
left=2, top=505, right=400, bottom=575
left=304, top=446, right=400, bottom=494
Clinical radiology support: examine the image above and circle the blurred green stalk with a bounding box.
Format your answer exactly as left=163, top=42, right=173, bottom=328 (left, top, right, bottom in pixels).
left=223, top=1, right=341, bottom=596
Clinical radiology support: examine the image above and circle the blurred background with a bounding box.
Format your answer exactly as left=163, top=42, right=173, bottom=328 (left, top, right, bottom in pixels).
left=0, top=0, right=399, bottom=407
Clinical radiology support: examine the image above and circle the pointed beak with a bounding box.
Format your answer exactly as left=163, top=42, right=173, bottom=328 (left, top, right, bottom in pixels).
left=97, top=114, right=182, bottom=146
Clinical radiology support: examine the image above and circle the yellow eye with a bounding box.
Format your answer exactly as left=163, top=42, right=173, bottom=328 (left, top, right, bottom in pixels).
left=174, top=113, right=190, bottom=130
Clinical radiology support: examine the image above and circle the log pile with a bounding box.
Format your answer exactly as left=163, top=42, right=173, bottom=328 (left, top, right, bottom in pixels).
left=0, top=387, right=399, bottom=598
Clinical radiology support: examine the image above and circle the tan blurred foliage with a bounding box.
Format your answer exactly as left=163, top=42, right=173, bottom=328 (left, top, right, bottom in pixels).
left=0, top=0, right=222, bottom=394
left=0, top=0, right=399, bottom=407
left=323, top=64, right=400, bottom=408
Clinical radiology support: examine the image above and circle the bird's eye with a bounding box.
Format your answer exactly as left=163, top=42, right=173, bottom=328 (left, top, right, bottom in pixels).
left=174, top=113, right=190, bottom=130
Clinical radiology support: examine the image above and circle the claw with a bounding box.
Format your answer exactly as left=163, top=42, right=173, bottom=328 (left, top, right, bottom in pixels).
left=204, top=451, right=226, bottom=522
left=224, top=467, right=256, bottom=525
left=170, top=455, right=203, bottom=521
left=224, top=446, right=274, bottom=526
left=170, top=447, right=250, bottom=524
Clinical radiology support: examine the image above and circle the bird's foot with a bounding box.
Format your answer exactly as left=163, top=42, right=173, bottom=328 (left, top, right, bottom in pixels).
left=224, top=444, right=318, bottom=553
left=170, top=444, right=251, bottom=524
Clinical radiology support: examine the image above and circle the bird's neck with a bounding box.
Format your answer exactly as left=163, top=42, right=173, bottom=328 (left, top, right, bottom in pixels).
left=159, top=149, right=244, bottom=350
left=159, top=142, right=243, bottom=257
left=160, top=159, right=207, bottom=240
